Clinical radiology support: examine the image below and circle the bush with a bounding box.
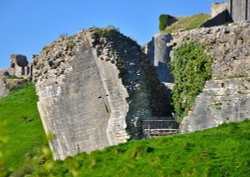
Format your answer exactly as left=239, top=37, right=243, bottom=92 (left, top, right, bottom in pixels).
left=66, top=40, right=74, bottom=49
left=170, top=42, right=212, bottom=122
left=159, top=14, right=169, bottom=31
left=94, top=25, right=120, bottom=38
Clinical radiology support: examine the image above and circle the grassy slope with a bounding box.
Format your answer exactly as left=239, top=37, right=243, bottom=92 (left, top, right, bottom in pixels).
left=1, top=83, right=250, bottom=177
left=51, top=120, right=249, bottom=177
left=164, top=14, right=210, bottom=34
left=0, top=83, right=46, bottom=171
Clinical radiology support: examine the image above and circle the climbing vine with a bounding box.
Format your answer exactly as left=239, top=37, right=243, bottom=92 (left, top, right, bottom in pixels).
left=170, top=42, right=212, bottom=122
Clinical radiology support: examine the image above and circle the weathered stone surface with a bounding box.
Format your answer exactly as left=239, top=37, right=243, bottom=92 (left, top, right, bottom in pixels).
left=201, top=10, right=232, bottom=27
left=34, top=28, right=172, bottom=159
left=5, top=78, right=28, bottom=92
left=181, top=78, right=250, bottom=132
left=0, top=70, right=8, bottom=97
left=0, top=73, right=28, bottom=98
left=229, top=0, right=250, bottom=22
left=10, top=54, right=29, bottom=78
left=11, top=54, right=28, bottom=67
left=144, top=33, right=174, bottom=84
left=167, top=23, right=250, bottom=133
left=211, top=2, right=228, bottom=17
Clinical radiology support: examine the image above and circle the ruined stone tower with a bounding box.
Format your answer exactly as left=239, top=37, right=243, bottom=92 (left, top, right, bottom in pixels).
left=9, top=54, right=29, bottom=78
left=229, top=0, right=250, bottom=22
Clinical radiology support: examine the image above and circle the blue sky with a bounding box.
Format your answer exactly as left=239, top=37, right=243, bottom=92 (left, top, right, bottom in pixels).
left=0, top=0, right=220, bottom=68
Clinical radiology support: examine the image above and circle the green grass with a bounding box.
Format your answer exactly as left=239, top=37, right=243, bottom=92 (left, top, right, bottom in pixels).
left=1, top=83, right=250, bottom=177
left=0, top=83, right=46, bottom=172
left=17, top=120, right=250, bottom=177
left=164, top=13, right=210, bottom=34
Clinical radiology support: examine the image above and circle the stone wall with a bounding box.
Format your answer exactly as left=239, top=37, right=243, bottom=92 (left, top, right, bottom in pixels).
left=0, top=54, right=29, bottom=98
left=9, top=54, right=29, bottom=78
left=33, top=28, right=172, bottom=160
left=168, top=23, right=250, bottom=133
left=229, top=0, right=250, bottom=22
left=0, top=70, right=8, bottom=97
left=212, top=3, right=228, bottom=17
left=144, top=33, right=174, bottom=84
left=201, top=9, right=232, bottom=28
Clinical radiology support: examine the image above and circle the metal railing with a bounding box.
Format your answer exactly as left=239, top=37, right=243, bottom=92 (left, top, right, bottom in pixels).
left=142, top=117, right=179, bottom=138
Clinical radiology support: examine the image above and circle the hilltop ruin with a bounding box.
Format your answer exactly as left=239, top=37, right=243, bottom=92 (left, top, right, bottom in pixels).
left=0, top=0, right=249, bottom=160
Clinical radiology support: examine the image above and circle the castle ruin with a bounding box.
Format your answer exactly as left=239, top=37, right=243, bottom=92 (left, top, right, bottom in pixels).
left=229, top=0, right=250, bottom=22
left=0, top=1, right=249, bottom=161
left=9, top=54, right=30, bottom=78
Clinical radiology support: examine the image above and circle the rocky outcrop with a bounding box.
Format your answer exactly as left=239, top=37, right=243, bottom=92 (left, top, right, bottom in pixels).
left=167, top=23, right=250, bottom=133
left=33, top=28, right=173, bottom=160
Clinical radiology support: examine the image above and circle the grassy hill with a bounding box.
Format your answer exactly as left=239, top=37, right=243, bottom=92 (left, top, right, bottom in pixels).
left=164, top=14, right=210, bottom=34
left=0, top=83, right=47, bottom=174
left=1, top=84, right=250, bottom=177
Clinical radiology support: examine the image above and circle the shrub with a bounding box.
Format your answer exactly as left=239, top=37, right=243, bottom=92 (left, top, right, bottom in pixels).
left=94, top=25, right=120, bottom=38
left=66, top=40, right=74, bottom=49
left=170, top=42, right=212, bottom=122
left=159, top=14, right=169, bottom=31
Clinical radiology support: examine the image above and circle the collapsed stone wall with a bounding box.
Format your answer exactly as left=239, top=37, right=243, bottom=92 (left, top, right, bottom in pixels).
left=167, top=23, right=250, bottom=133
left=33, top=28, right=172, bottom=160
left=0, top=54, right=30, bottom=98
left=9, top=54, right=30, bottom=77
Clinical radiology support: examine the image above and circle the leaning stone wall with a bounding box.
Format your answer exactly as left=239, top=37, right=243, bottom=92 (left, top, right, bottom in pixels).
left=33, top=28, right=169, bottom=160
left=35, top=33, right=113, bottom=159
left=168, top=23, right=250, bottom=133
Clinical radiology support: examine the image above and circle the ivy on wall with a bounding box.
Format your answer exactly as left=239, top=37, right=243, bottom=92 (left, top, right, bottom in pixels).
left=159, top=14, right=169, bottom=31
left=170, top=42, right=212, bottom=122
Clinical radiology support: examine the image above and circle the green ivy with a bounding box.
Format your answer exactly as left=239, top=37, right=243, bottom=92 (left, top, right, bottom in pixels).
left=159, top=14, right=169, bottom=31
left=170, top=42, right=212, bottom=122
